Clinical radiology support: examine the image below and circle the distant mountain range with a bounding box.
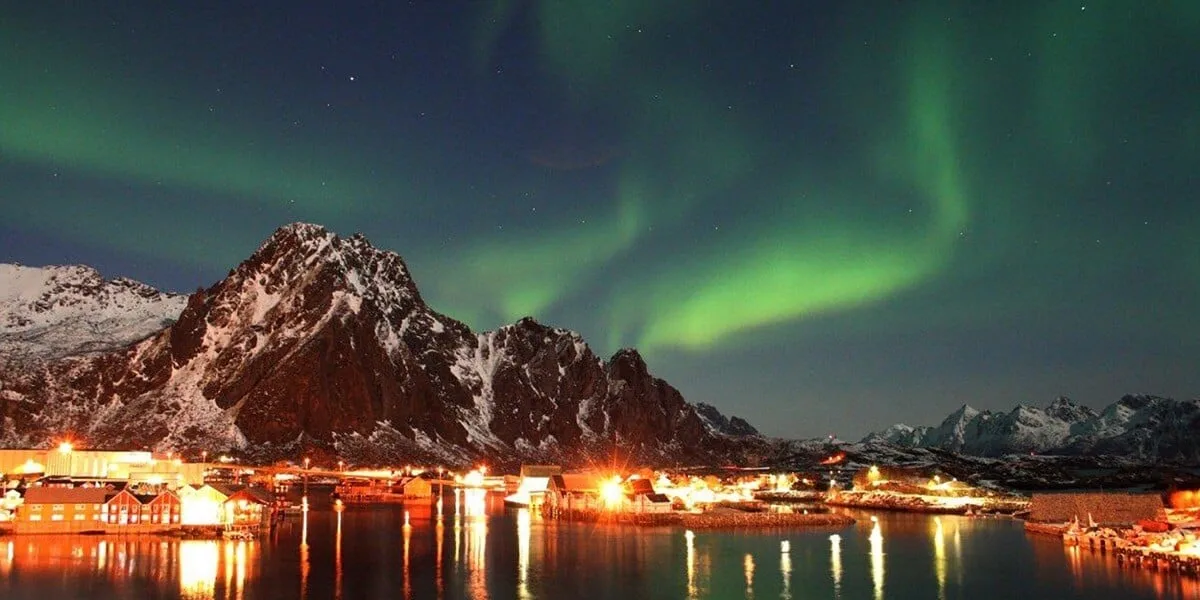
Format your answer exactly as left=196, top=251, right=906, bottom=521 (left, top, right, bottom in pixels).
left=863, top=395, right=1200, bottom=462
left=0, top=223, right=757, bottom=467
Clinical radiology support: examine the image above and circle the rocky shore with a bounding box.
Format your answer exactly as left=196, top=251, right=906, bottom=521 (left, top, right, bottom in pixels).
left=826, top=490, right=1029, bottom=515
left=549, top=508, right=854, bottom=529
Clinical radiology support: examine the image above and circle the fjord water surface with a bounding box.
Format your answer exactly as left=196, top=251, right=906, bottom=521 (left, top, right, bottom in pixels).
left=1, top=501, right=1195, bottom=599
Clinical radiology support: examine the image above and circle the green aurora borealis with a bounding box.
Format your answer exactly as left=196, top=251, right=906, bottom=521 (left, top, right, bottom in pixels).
left=2, top=2, right=1198, bottom=437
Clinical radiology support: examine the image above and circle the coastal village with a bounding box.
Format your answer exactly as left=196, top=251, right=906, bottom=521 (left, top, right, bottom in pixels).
left=2, top=443, right=1199, bottom=581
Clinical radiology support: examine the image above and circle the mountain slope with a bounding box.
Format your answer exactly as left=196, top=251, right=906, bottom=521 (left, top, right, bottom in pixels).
left=863, top=395, right=1200, bottom=461
left=0, top=264, right=187, bottom=360
left=0, top=224, right=756, bottom=466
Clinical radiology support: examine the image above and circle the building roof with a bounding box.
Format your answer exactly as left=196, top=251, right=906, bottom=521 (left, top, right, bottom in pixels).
left=208, top=483, right=245, bottom=498
left=225, top=486, right=273, bottom=505
left=550, top=472, right=606, bottom=493
left=520, top=465, right=562, bottom=478
left=629, top=478, right=655, bottom=495
left=23, top=486, right=110, bottom=505
left=644, top=493, right=672, bottom=504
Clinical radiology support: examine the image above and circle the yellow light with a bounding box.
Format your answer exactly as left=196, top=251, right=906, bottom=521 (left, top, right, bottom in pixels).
left=600, top=476, right=624, bottom=510
left=462, top=470, right=485, bottom=488
left=867, top=465, right=880, bottom=484
left=58, top=442, right=74, bottom=454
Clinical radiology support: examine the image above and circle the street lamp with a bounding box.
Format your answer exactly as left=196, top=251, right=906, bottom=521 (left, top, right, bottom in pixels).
left=338, top=460, right=344, bottom=472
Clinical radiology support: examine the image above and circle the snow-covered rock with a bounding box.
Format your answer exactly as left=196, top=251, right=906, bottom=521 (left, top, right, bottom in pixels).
left=862, top=395, right=1200, bottom=462
left=0, top=264, right=186, bottom=360
left=0, top=223, right=758, bottom=467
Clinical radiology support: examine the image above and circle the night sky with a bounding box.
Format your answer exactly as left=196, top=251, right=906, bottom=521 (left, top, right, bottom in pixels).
left=3, top=2, right=1198, bottom=439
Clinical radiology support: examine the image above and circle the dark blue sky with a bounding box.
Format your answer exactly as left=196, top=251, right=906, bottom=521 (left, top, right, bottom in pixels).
left=2, top=1, right=1198, bottom=438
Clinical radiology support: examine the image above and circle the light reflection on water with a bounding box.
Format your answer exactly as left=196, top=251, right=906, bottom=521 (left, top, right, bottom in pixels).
left=516, top=508, right=531, bottom=600
left=869, top=516, right=885, bottom=600
left=742, top=552, right=754, bottom=598
left=932, top=516, right=946, bottom=599
left=0, top=507, right=1193, bottom=599
left=779, top=540, right=791, bottom=600
left=178, top=540, right=217, bottom=597
left=830, top=533, right=843, bottom=598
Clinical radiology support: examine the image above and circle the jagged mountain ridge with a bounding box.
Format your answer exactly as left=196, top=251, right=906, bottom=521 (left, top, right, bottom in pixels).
left=0, top=223, right=756, bottom=467
left=0, top=263, right=187, bottom=360
left=862, top=395, right=1200, bottom=461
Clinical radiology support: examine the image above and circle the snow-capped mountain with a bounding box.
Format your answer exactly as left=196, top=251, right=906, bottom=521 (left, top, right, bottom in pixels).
left=0, top=264, right=186, bottom=360
left=862, top=395, right=1200, bottom=461
left=0, top=223, right=756, bottom=467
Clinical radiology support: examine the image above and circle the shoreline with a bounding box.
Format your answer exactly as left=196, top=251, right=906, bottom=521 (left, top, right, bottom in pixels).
left=548, top=509, right=855, bottom=529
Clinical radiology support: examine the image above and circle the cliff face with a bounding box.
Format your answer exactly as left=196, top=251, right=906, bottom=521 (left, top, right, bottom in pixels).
left=0, top=223, right=758, bottom=467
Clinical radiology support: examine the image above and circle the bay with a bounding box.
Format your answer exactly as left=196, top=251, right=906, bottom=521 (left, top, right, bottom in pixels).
left=1, top=497, right=1196, bottom=599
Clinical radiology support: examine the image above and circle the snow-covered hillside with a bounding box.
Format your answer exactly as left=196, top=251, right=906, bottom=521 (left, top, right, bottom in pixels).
left=0, top=264, right=186, bottom=360
left=862, top=395, right=1200, bottom=461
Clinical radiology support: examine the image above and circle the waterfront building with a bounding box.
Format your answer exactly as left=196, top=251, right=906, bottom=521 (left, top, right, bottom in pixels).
left=178, top=484, right=229, bottom=525
left=545, top=472, right=608, bottom=514
left=395, top=475, right=433, bottom=499
left=14, top=487, right=109, bottom=533
left=223, top=487, right=272, bottom=528
left=136, top=489, right=181, bottom=525
left=103, top=489, right=144, bottom=525
left=0, top=448, right=204, bottom=487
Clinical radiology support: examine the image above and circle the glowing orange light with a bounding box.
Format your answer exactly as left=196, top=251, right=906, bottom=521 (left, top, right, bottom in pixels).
left=819, top=452, right=846, bottom=465
left=58, top=441, right=74, bottom=454
left=600, top=476, right=625, bottom=510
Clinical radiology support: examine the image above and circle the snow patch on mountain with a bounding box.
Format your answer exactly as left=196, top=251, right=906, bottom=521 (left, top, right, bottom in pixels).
left=0, top=263, right=187, bottom=360
left=863, top=395, right=1200, bottom=461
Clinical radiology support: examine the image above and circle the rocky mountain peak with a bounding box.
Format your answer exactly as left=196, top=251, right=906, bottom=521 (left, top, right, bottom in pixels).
left=694, top=402, right=760, bottom=437
left=863, top=395, right=1200, bottom=461
left=1044, top=396, right=1097, bottom=422
left=0, top=224, right=755, bottom=467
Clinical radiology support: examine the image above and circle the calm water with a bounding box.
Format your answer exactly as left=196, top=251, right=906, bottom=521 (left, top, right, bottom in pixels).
left=1, top=498, right=1196, bottom=599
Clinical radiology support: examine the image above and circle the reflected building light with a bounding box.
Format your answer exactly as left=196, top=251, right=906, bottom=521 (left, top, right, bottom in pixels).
left=436, top=520, right=445, bottom=600
left=829, top=534, right=842, bottom=598
left=1065, top=545, right=1083, bottom=583
left=780, top=540, right=792, bottom=600
left=403, top=521, right=413, bottom=600
left=933, top=517, right=946, bottom=600
left=178, top=540, right=218, bottom=598
left=224, top=540, right=235, bottom=595
left=517, top=508, right=532, bottom=600
left=454, top=516, right=462, bottom=564
left=235, top=540, right=248, bottom=600
left=685, top=530, right=698, bottom=600
left=743, top=553, right=755, bottom=599
left=300, top=510, right=310, bottom=600
left=2, top=540, right=12, bottom=577
left=468, top=516, right=489, bottom=600
left=336, top=510, right=344, bottom=600
left=869, top=517, right=884, bottom=600
left=953, top=525, right=963, bottom=585
left=464, top=488, right=487, bottom=518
